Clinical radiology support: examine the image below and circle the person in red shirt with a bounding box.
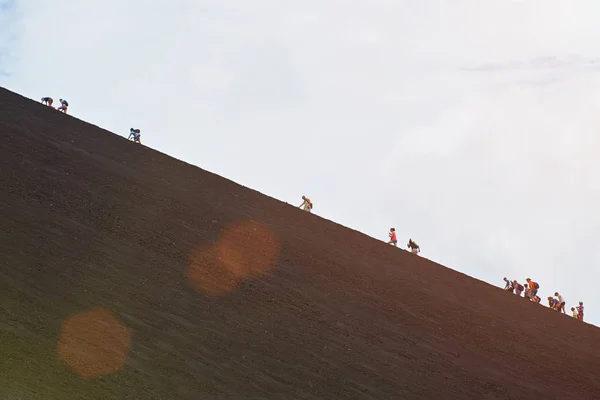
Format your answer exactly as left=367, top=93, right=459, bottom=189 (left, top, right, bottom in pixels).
left=387, top=228, right=398, bottom=247
left=525, top=278, right=539, bottom=301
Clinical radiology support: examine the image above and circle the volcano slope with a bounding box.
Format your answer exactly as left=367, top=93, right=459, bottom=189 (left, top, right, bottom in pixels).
left=1, top=87, right=600, bottom=400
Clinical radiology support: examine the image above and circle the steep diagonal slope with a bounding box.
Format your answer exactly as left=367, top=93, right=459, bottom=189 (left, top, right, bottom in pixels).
left=1, top=86, right=599, bottom=399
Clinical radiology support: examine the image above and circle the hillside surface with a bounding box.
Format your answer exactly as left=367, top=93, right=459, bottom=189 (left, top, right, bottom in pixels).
left=1, top=86, right=600, bottom=399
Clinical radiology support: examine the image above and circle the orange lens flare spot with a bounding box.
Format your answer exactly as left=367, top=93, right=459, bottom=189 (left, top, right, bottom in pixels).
left=57, top=307, right=131, bottom=379
left=188, top=220, right=279, bottom=296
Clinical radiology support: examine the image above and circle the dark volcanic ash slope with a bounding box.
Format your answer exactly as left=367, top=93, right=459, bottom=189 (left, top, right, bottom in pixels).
left=1, top=86, right=599, bottom=400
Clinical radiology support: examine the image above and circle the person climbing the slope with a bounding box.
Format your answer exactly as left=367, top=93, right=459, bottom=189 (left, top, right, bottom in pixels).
left=513, top=280, right=524, bottom=296
left=523, top=284, right=531, bottom=300
left=128, top=128, right=142, bottom=144
left=407, top=238, right=420, bottom=254
left=525, top=278, right=539, bottom=301
left=554, top=292, right=566, bottom=314
left=387, top=228, right=398, bottom=247
left=576, top=302, right=584, bottom=321
left=548, top=296, right=558, bottom=309
left=571, top=307, right=578, bottom=318
left=503, top=277, right=513, bottom=292
left=41, top=97, right=53, bottom=107
left=299, top=196, right=313, bottom=212
left=57, top=99, right=69, bottom=114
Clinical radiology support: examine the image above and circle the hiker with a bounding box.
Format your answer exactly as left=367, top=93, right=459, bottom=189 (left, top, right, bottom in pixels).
left=299, top=196, right=313, bottom=212
left=57, top=99, right=69, bottom=114
left=513, top=280, right=524, bottom=296
left=548, top=296, right=558, bottom=309
left=554, top=292, right=566, bottom=314
left=128, top=128, right=142, bottom=144
left=387, top=228, right=398, bottom=247
left=523, top=285, right=531, bottom=300
left=503, top=277, right=513, bottom=291
left=576, top=302, right=584, bottom=321
left=407, top=238, right=420, bottom=254
left=571, top=307, right=578, bottom=318
left=525, top=278, right=539, bottom=301
left=41, top=97, right=53, bottom=107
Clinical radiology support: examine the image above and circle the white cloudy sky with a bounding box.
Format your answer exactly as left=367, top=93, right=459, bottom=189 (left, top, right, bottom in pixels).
left=2, top=0, right=600, bottom=325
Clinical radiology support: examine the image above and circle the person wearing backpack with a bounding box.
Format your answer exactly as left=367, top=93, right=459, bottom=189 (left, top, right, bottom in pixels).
left=407, top=238, right=420, bottom=254
left=299, top=196, right=313, bottom=212
left=513, top=280, right=524, bottom=296
left=128, top=128, right=142, bottom=144
left=58, top=98, right=69, bottom=114
left=525, top=278, right=539, bottom=300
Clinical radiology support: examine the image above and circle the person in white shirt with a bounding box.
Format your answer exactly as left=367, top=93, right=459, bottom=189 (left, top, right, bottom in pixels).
left=554, top=292, right=566, bottom=314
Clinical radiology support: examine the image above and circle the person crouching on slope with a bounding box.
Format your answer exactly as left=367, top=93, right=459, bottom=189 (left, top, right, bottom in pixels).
left=387, top=228, right=398, bottom=247
left=571, top=307, right=578, bottom=318
left=57, top=99, right=69, bottom=114
left=128, top=128, right=142, bottom=144
left=299, top=196, right=313, bottom=212
left=548, top=296, right=558, bottom=309
left=41, top=97, right=53, bottom=107
left=503, top=277, right=513, bottom=292
left=407, top=238, right=420, bottom=254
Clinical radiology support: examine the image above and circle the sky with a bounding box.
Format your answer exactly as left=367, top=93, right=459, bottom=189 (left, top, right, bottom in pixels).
left=2, top=0, right=600, bottom=325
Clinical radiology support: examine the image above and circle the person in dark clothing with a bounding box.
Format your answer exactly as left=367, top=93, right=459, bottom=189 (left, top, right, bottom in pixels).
left=41, top=97, right=53, bottom=107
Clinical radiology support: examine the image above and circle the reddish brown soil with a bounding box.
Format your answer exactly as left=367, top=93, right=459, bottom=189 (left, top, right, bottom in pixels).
left=1, top=86, right=599, bottom=399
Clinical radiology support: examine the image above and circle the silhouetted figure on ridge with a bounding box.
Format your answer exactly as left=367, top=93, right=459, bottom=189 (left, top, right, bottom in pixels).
left=41, top=97, right=53, bottom=107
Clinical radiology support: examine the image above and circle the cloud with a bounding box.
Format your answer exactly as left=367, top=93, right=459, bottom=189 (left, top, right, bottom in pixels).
left=3, top=0, right=600, bottom=325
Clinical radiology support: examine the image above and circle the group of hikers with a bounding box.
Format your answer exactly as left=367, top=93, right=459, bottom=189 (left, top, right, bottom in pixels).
left=41, top=97, right=69, bottom=114
left=502, top=277, right=585, bottom=321
left=41, top=96, right=142, bottom=144
left=44, top=98, right=588, bottom=320
left=298, top=196, right=421, bottom=255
